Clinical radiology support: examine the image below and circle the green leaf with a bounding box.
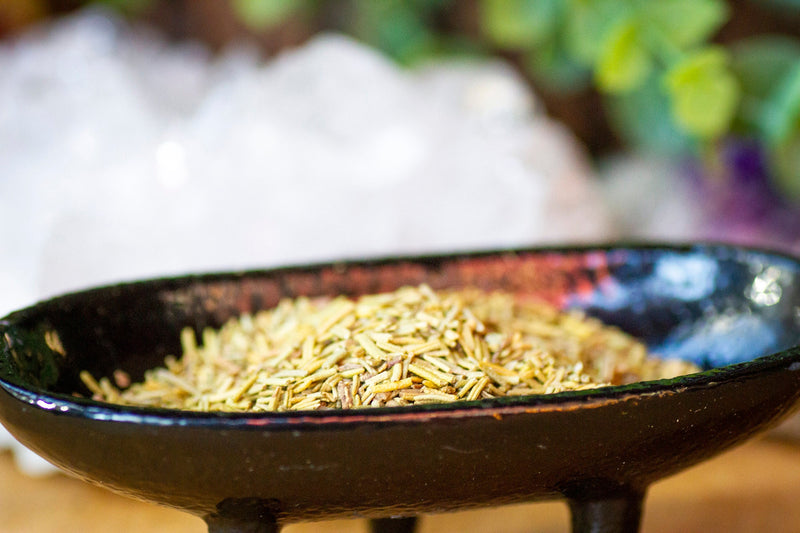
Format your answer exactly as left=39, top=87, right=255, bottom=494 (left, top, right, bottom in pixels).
left=231, top=0, right=301, bottom=30
left=595, top=19, right=652, bottom=93
left=760, top=63, right=800, bottom=145
left=665, top=47, right=740, bottom=138
left=564, top=0, right=631, bottom=65
left=428, top=35, right=491, bottom=61
left=524, top=41, right=591, bottom=92
left=92, top=0, right=154, bottom=14
left=353, top=0, right=438, bottom=65
left=480, top=0, right=561, bottom=49
left=731, top=37, right=800, bottom=102
left=605, top=73, right=695, bottom=154
left=377, top=10, right=430, bottom=63
left=729, top=37, right=800, bottom=132
left=641, top=0, right=728, bottom=49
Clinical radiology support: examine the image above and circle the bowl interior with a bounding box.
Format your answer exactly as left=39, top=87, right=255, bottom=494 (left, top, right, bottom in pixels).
left=3, top=244, right=800, bottom=401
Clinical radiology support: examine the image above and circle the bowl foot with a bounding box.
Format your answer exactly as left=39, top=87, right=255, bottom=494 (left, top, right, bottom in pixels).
left=204, top=498, right=282, bottom=533
left=204, top=515, right=418, bottom=533
left=567, top=491, right=644, bottom=533
left=369, top=516, right=418, bottom=533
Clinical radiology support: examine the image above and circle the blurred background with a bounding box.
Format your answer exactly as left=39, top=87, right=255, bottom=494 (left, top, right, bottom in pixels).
left=3, top=1, right=800, bottom=531
left=3, top=0, right=800, bottom=294
left=2, top=0, right=800, bottom=314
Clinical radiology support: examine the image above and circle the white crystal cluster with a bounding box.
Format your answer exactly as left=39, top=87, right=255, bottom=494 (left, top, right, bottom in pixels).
left=0, top=9, right=611, bottom=473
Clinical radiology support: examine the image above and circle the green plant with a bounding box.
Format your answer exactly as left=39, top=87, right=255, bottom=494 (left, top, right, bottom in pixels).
left=481, top=0, right=737, bottom=144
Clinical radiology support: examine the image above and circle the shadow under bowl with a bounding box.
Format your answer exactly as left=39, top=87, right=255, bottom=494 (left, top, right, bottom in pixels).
left=2, top=243, right=800, bottom=533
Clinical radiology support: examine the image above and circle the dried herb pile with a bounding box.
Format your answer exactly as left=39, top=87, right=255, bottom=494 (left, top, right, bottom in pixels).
left=81, top=285, right=698, bottom=411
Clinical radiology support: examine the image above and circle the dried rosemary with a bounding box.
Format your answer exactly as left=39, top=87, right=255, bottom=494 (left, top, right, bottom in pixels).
left=80, top=285, right=699, bottom=411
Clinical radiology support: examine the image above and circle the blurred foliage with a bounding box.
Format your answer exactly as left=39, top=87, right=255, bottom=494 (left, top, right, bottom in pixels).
left=94, top=0, right=155, bottom=15
left=730, top=36, right=800, bottom=200
left=12, top=0, right=800, bottom=199
left=231, top=0, right=304, bottom=29
left=665, top=47, right=739, bottom=139
left=223, top=0, right=742, bottom=148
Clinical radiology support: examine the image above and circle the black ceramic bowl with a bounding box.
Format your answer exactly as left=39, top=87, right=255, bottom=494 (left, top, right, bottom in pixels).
left=2, top=244, right=800, bottom=533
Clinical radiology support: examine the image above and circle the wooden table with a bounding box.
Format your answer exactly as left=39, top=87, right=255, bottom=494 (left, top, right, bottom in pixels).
left=3, top=436, right=800, bottom=532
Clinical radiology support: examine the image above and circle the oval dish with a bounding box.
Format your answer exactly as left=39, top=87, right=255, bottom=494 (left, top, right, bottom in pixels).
left=1, top=244, right=800, bottom=533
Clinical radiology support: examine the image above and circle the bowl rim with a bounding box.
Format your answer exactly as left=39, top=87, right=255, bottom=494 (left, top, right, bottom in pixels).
left=2, top=241, right=799, bottom=428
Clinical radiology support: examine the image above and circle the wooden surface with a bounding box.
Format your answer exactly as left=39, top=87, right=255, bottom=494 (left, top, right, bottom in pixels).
left=3, top=436, right=800, bottom=532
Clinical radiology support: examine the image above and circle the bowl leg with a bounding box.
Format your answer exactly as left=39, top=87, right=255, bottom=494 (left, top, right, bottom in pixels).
left=369, top=516, right=418, bottom=533
left=567, top=491, right=644, bottom=533
left=204, top=498, right=282, bottom=533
